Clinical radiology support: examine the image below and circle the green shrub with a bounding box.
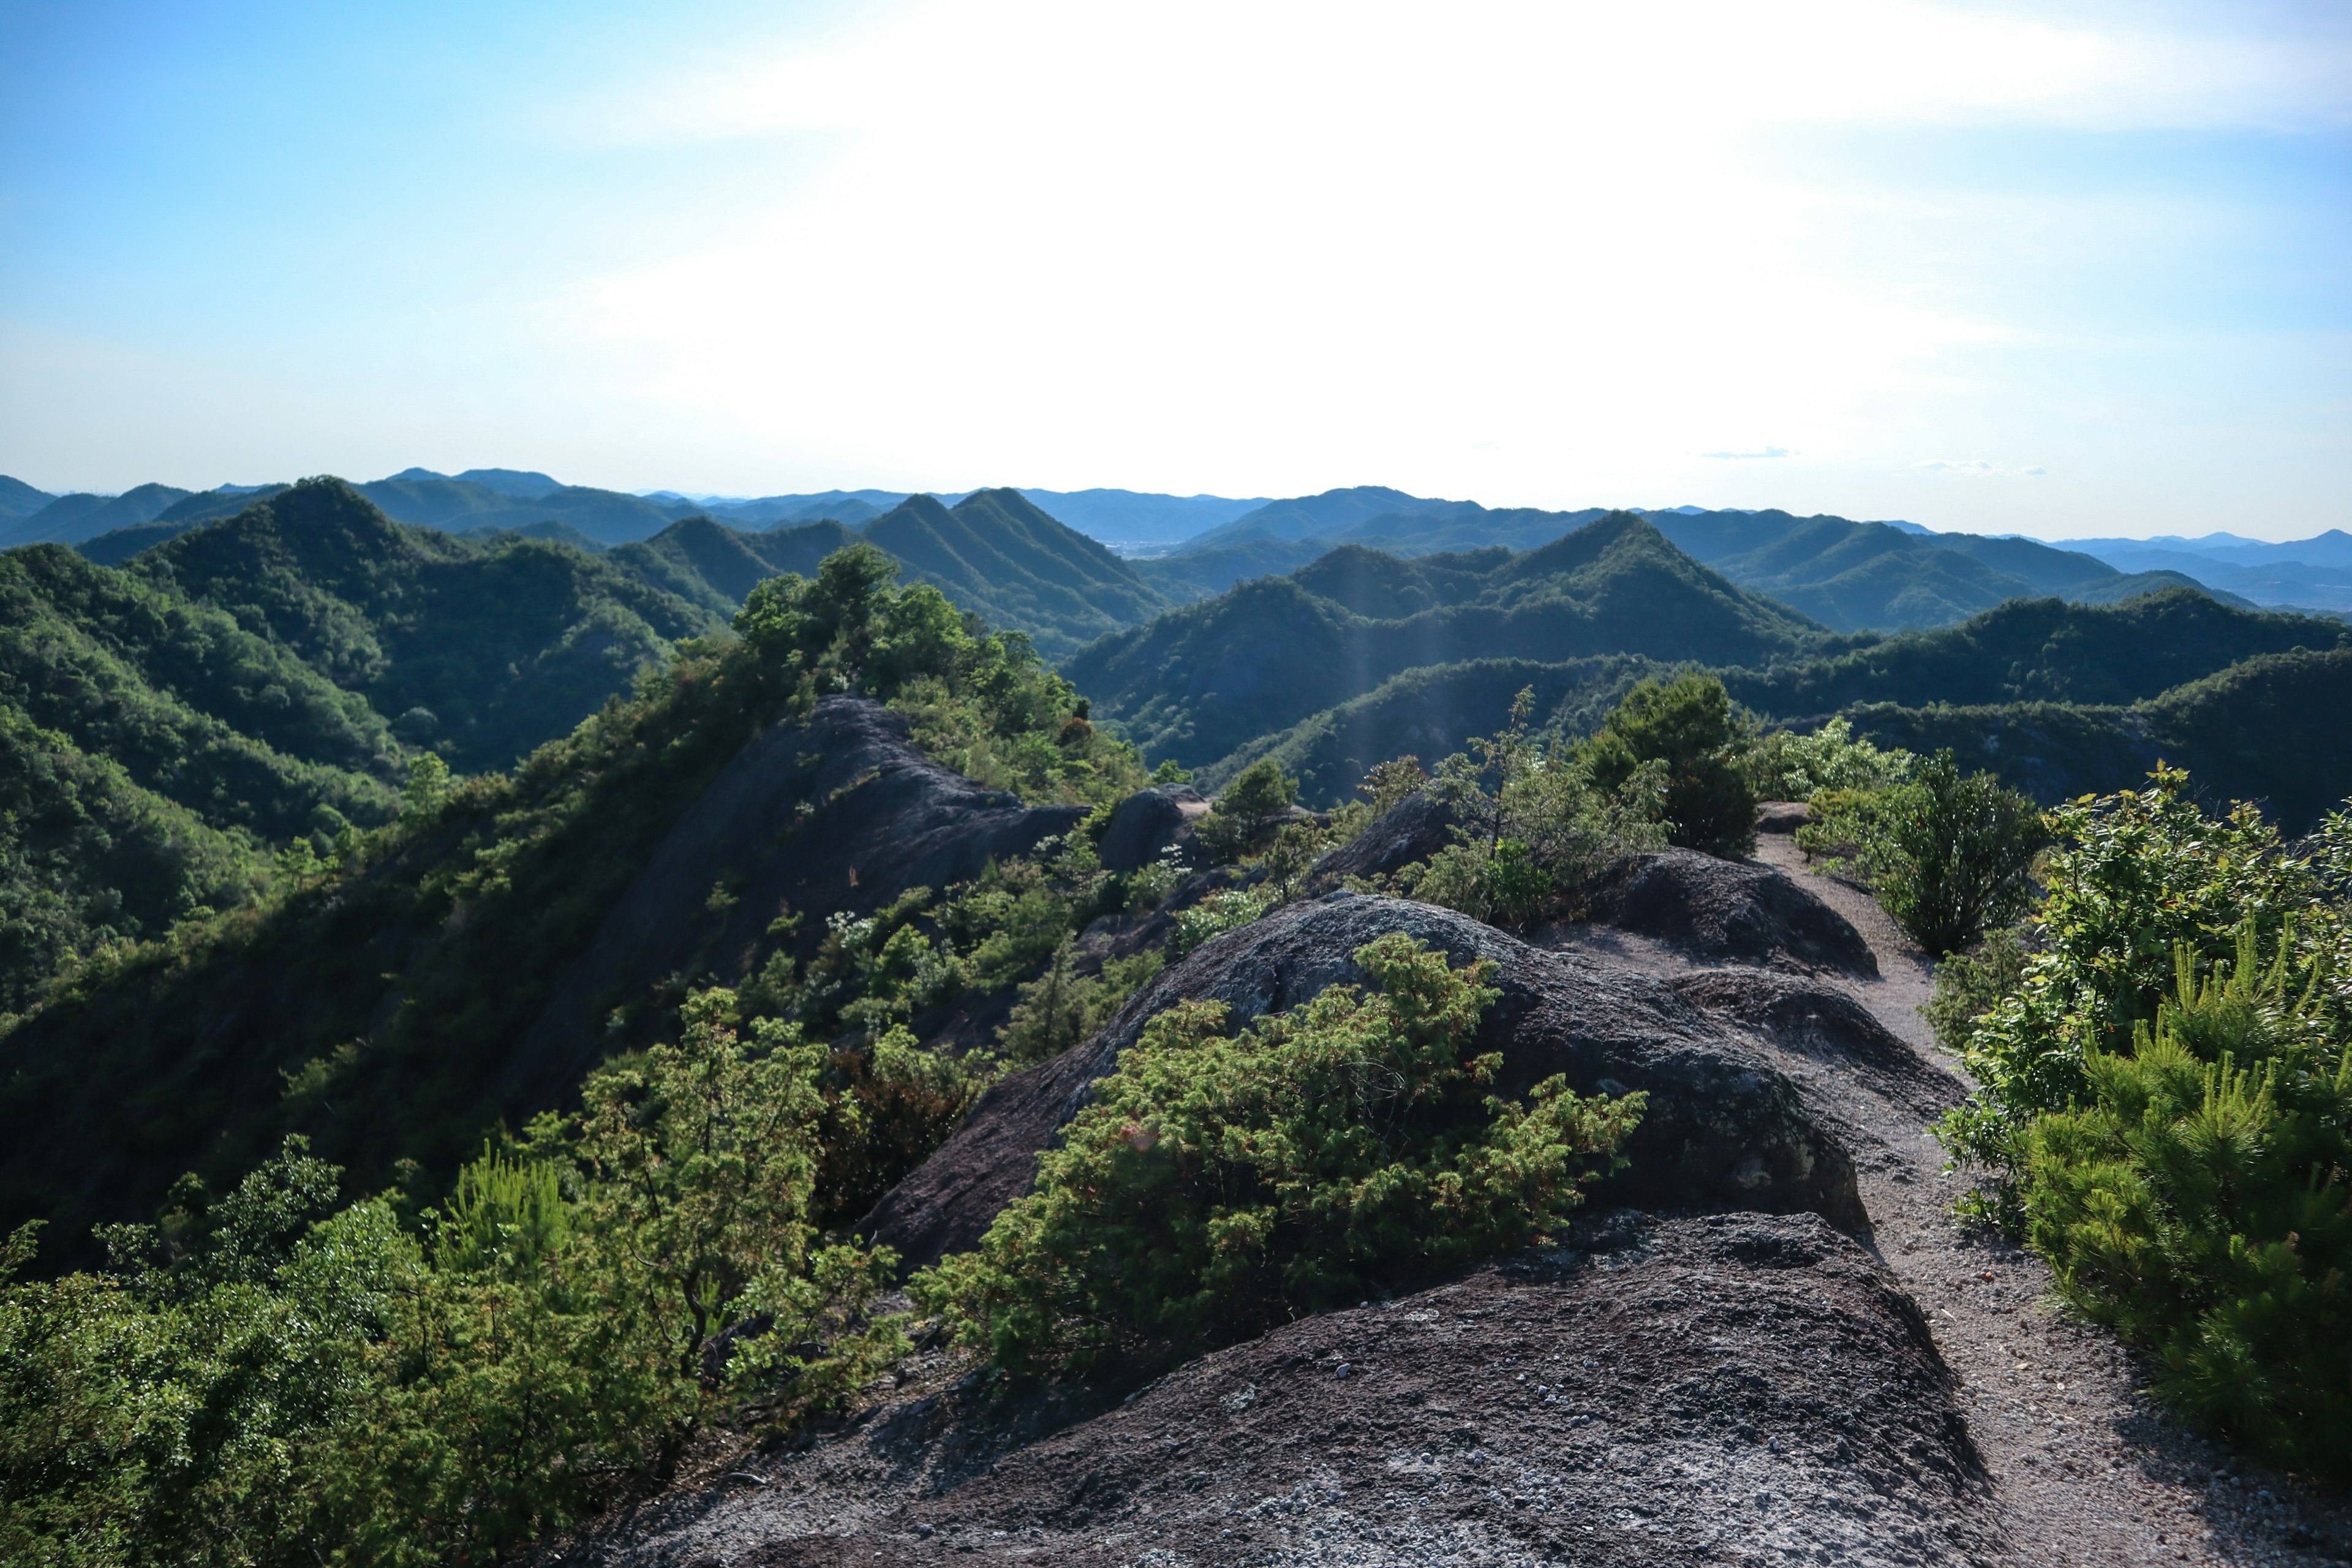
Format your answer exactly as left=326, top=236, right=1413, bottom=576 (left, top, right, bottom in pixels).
left=1170, top=888, right=1273, bottom=957
left=2021, top=930, right=2351, bottom=1479
left=1384, top=689, right=1666, bottom=927
left=1578, top=673, right=1757, bottom=859
left=1807, top=750, right=2045, bottom=956
left=910, top=934, right=1643, bottom=1374
left=1746, top=715, right=1914, bottom=801
left=1923, top=925, right=2030, bottom=1055
left=996, top=945, right=1166, bottom=1067
left=1194, top=757, right=1300, bottom=865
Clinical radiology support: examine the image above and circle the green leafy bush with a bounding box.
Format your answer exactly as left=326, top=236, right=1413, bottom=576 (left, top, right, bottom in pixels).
left=1922, top=924, right=2030, bottom=1055
left=1803, top=750, right=2046, bottom=956
left=1929, top=771, right=2352, bottom=1475
left=1382, top=689, right=1667, bottom=927
left=1170, top=888, right=1273, bottom=957
left=1746, top=715, right=1914, bottom=801
left=1578, top=672, right=1757, bottom=859
left=911, top=934, right=1643, bottom=1374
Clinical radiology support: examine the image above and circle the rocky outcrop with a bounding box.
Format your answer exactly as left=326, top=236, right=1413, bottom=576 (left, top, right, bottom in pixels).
left=1306, top=790, right=1458, bottom=889
left=1585, top=848, right=1878, bottom=977
left=1755, top=798, right=1814, bottom=834
left=553, top=1214, right=2003, bottom=1568
left=503, top=696, right=1085, bottom=1108
left=1094, top=784, right=1207, bottom=872
left=864, top=892, right=1863, bottom=1270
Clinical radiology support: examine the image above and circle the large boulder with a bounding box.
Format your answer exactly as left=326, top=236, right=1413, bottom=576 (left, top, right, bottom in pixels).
left=1095, top=785, right=1208, bottom=872
left=1585, top=848, right=1877, bottom=977
left=1306, top=790, right=1458, bottom=889
left=556, top=1215, right=2001, bottom=1567
left=864, top=892, right=1864, bottom=1270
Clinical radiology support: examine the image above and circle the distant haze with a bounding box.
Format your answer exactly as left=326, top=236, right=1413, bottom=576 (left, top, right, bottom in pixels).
left=2, top=2, right=2346, bottom=538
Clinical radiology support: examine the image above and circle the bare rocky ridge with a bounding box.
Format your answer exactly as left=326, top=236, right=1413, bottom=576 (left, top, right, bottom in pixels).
left=542, top=815, right=2352, bottom=1567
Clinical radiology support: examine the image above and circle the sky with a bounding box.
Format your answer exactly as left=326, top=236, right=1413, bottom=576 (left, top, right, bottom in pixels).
left=1, top=0, right=2346, bottom=540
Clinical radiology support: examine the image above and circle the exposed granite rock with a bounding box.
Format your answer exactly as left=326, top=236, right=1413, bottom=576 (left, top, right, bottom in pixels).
left=864, top=892, right=1862, bottom=1271
left=1585, top=849, right=1877, bottom=978
left=1096, top=785, right=1209, bottom=872
left=549, top=1214, right=2006, bottom=1568
left=1306, top=791, right=1458, bottom=890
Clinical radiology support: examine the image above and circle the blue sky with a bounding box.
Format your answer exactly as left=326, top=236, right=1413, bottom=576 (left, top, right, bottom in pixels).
left=1, top=0, right=2345, bottom=539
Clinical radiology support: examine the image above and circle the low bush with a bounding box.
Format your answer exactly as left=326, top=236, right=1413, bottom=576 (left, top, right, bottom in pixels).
left=1384, top=688, right=1667, bottom=927
left=1746, top=715, right=1913, bottom=801
left=1804, top=750, right=2046, bottom=955
left=1934, top=770, right=2352, bottom=1477
left=910, top=933, right=1643, bottom=1375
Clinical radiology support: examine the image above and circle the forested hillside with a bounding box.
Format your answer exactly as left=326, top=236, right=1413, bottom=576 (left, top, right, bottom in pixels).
left=1068, top=511, right=1828, bottom=766
left=1188, top=584, right=2352, bottom=833
left=0, top=546, right=1142, bottom=1272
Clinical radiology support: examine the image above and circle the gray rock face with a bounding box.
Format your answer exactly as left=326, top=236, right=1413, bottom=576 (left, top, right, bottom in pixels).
left=1307, top=790, right=1458, bottom=889
left=863, top=893, right=1863, bottom=1271
left=1587, top=848, right=1878, bottom=977
left=503, top=696, right=1085, bottom=1107
left=1755, top=798, right=1814, bottom=834
left=556, top=1215, right=2003, bottom=1568
left=1095, top=785, right=1207, bottom=872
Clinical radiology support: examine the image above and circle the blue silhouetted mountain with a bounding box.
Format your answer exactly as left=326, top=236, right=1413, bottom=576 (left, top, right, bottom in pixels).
left=0, top=475, right=58, bottom=524
left=0, top=483, right=194, bottom=548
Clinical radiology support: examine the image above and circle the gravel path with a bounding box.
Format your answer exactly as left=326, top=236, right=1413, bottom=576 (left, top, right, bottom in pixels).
left=1747, top=828, right=2351, bottom=1568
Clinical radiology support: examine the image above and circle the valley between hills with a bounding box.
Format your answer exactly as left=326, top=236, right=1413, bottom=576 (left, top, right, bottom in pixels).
left=2, top=472, right=2348, bottom=1567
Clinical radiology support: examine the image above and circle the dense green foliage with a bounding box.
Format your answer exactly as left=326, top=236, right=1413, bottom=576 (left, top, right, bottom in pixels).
left=1931, top=772, right=2352, bottom=1475
left=1578, top=673, right=1758, bottom=859
left=1746, top=715, right=1915, bottom=801
left=0, top=997, right=902, bottom=1566
left=911, top=935, right=1643, bottom=1374
left=1801, top=752, right=2046, bottom=955
left=0, top=710, right=265, bottom=1016
left=1194, top=756, right=1301, bottom=864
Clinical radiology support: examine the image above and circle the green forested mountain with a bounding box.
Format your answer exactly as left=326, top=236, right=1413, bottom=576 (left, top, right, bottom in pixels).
left=0, top=549, right=1141, bottom=1270
left=606, top=516, right=860, bottom=614
left=1719, top=589, right=2344, bottom=714
left=0, top=545, right=403, bottom=833
left=1128, top=535, right=1335, bottom=602
left=1069, top=512, right=1826, bottom=767
left=129, top=479, right=723, bottom=771
left=1648, top=510, right=2234, bottom=630
left=1163, top=493, right=2235, bottom=631
left=862, top=488, right=1169, bottom=658
left=0, top=709, right=270, bottom=1014
left=1188, top=584, right=2352, bottom=832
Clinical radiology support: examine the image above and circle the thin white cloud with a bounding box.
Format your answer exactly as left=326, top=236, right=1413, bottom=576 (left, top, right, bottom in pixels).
left=1913, top=459, right=2048, bottom=478
left=1705, top=447, right=1794, bottom=461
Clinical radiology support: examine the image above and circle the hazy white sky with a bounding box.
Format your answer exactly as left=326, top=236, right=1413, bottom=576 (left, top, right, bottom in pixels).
left=2, top=0, right=2346, bottom=537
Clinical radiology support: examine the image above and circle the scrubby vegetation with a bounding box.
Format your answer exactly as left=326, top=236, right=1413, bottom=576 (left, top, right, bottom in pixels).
left=911, top=934, right=1643, bottom=1374
left=1, top=994, right=903, bottom=1567
left=1801, top=751, right=2046, bottom=955
left=1932, top=769, right=2352, bottom=1477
